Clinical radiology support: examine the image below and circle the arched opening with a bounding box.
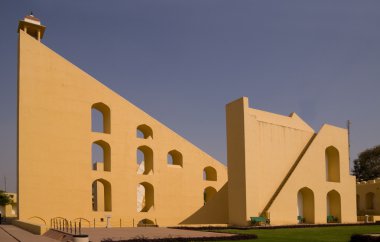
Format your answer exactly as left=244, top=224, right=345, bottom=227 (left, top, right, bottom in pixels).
left=325, top=146, right=340, bottom=182
left=204, top=186, right=217, bottom=205
left=92, top=140, right=111, bottom=171
left=167, top=150, right=183, bottom=167
left=136, top=124, right=153, bottom=139
left=297, top=187, right=315, bottom=224
left=327, top=190, right=341, bottom=223
left=28, top=216, right=47, bottom=226
left=72, top=218, right=91, bottom=228
left=137, top=219, right=155, bottom=227
left=357, top=194, right=360, bottom=212
left=92, top=179, right=112, bottom=212
left=91, top=103, right=111, bottom=134
left=137, top=182, right=154, bottom=212
left=366, top=192, right=375, bottom=210
left=203, top=166, right=217, bottom=181
left=136, top=146, right=153, bottom=175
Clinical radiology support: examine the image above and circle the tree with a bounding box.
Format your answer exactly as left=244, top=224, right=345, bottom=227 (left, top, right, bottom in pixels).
left=352, top=145, right=380, bottom=181
left=0, top=190, right=11, bottom=206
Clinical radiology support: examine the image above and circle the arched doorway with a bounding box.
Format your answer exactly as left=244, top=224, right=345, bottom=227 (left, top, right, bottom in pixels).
left=92, top=179, right=112, bottom=211
left=297, top=187, right=315, bottom=224
left=365, top=192, right=375, bottom=210
left=327, top=190, right=341, bottom=222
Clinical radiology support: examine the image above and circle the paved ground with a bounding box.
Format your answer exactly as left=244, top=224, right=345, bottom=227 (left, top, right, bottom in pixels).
left=0, top=225, right=234, bottom=242
left=80, top=227, right=233, bottom=242
left=0, top=225, right=57, bottom=242
left=0, top=226, right=19, bottom=242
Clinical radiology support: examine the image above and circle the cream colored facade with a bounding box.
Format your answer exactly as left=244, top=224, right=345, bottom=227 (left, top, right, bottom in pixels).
left=226, top=97, right=357, bottom=226
left=17, top=16, right=228, bottom=228
left=357, top=179, right=380, bottom=216
left=17, top=15, right=357, bottom=231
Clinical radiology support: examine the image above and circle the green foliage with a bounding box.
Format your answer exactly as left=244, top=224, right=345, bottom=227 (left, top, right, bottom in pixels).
left=215, top=225, right=380, bottom=242
left=352, top=145, right=380, bottom=181
left=0, top=190, right=12, bottom=206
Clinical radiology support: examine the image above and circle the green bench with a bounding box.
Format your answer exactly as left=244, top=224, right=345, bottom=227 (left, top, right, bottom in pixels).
left=327, top=215, right=338, bottom=223
left=297, top=215, right=305, bottom=224
left=250, top=216, right=270, bottom=226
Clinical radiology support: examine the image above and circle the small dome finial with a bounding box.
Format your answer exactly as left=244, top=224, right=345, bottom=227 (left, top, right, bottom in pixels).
left=18, top=12, right=45, bottom=41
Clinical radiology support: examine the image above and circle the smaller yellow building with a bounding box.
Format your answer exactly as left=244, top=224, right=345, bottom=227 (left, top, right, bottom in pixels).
left=226, top=97, right=357, bottom=226
left=357, top=179, right=380, bottom=218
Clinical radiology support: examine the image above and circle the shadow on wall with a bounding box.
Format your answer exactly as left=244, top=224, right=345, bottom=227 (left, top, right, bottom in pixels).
left=179, top=183, right=229, bottom=225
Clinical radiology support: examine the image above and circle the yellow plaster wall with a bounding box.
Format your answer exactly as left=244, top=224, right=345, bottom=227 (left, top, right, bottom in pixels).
left=226, top=97, right=356, bottom=225
left=225, top=98, right=249, bottom=225
left=246, top=111, right=314, bottom=220
left=17, top=30, right=228, bottom=227
left=269, top=124, right=357, bottom=225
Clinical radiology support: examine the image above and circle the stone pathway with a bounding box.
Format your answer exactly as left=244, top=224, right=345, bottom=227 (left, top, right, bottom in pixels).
left=80, top=227, right=233, bottom=242
left=0, top=226, right=19, bottom=242
left=1, top=225, right=234, bottom=242
left=0, top=225, right=57, bottom=242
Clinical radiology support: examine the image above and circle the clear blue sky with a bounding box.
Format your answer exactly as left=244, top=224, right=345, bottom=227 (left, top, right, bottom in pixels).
left=1, top=1, right=380, bottom=192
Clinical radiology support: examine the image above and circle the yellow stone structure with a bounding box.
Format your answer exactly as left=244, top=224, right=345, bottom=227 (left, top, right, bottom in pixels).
left=16, top=14, right=357, bottom=232
left=357, top=179, right=380, bottom=218
left=226, top=97, right=357, bottom=226
left=17, top=14, right=228, bottom=230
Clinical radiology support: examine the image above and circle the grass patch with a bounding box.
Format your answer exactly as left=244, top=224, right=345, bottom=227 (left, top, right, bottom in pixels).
left=210, top=225, right=380, bottom=242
